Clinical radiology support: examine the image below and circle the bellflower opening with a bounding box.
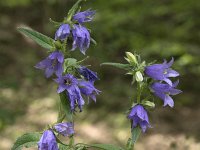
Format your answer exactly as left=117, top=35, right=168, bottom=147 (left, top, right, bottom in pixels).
left=73, top=9, right=96, bottom=24
left=78, top=66, right=99, bottom=82
left=54, top=74, right=85, bottom=111
left=54, top=122, right=74, bottom=137
left=55, top=24, right=71, bottom=41
left=38, top=130, right=58, bottom=150
left=72, top=25, right=90, bottom=55
left=128, top=105, right=151, bottom=132
left=144, top=58, right=179, bottom=86
left=151, top=81, right=182, bottom=107
left=79, top=80, right=100, bottom=102
left=35, top=51, right=64, bottom=78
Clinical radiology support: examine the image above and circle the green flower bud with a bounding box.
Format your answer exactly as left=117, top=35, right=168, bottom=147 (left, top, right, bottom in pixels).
left=142, top=100, right=155, bottom=108
left=135, top=71, right=143, bottom=82
left=125, top=52, right=138, bottom=65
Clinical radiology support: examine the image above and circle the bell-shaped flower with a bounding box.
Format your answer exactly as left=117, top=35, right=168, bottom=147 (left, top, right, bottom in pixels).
left=151, top=81, right=182, bottom=107
left=38, top=130, right=58, bottom=150
left=54, top=122, right=74, bottom=137
left=144, top=58, right=179, bottom=86
left=128, top=105, right=151, bottom=132
left=73, top=9, right=95, bottom=24
left=79, top=80, right=100, bottom=102
left=54, top=74, right=85, bottom=111
left=78, top=66, right=99, bottom=83
left=35, top=51, right=64, bottom=78
left=72, top=25, right=90, bottom=55
left=55, top=24, right=71, bottom=41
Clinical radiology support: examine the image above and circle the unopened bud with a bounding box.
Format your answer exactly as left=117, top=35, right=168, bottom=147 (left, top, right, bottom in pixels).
left=135, top=71, right=143, bottom=82
left=125, top=52, right=138, bottom=65
left=142, top=100, right=155, bottom=108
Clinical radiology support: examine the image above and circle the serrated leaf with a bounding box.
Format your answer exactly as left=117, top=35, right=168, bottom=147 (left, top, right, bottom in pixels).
left=131, top=126, right=141, bottom=143
left=89, top=144, right=124, bottom=150
left=101, top=62, right=130, bottom=70
left=59, top=92, right=73, bottom=122
left=12, top=132, right=41, bottom=150
left=67, top=0, right=83, bottom=20
left=18, top=27, right=55, bottom=49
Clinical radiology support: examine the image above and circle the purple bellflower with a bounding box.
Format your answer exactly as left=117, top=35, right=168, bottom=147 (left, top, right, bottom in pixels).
left=79, top=80, right=100, bottom=102
left=145, top=58, right=179, bottom=86
left=54, top=74, right=85, bottom=111
left=38, top=130, right=58, bottom=150
left=78, top=66, right=99, bottom=82
left=54, top=122, right=74, bottom=137
left=72, top=25, right=90, bottom=55
left=73, top=9, right=96, bottom=24
left=35, top=51, right=64, bottom=78
left=151, top=81, right=182, bottom=107
left=128, top=105, right=151, bottom=132
left=55, top=24, right=71, bottom=41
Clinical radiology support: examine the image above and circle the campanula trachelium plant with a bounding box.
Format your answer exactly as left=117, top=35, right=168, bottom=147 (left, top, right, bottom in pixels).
left=102, top=51, right=182, bottom=149
left=13, top=0, right=182, bottom=149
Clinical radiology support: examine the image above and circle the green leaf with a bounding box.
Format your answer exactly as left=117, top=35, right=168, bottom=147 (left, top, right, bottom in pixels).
left=18, top=27, right=55, bottom=49
left=65, top=58, right=78, bottom=66
left=131, top=126, right=141, bottom=143
left=59, top=92, right=73, bottom=122
left=59, top=143, right=69, bottom=150
left=12, top=132, right=41, bottom=150
left=101, top=62, right=130, bottom=70
left=89, top=144, right=124, bottom=150
left=67, top=0, right=83, bottom=20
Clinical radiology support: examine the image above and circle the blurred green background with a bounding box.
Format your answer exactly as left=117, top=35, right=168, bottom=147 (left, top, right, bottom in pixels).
left=0, top=0, right=200, bottom=149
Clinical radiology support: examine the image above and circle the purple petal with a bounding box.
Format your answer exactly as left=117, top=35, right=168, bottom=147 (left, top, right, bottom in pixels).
left=164, top=95, right=174, bottom=107
left=165, top=69, right=179, bottom=78
left=57, top=84, right=66, bottom=93
left=35, top=58, right=51, bottom=70
left=163, top=78, right=173, bottom=86
left=45, top=68, right=54, bottom=78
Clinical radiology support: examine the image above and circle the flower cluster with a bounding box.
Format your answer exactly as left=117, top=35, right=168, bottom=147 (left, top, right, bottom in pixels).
left=104, top=52, right=182, bottom=135
left=55, top=10, right=95, bottom=54
left=38, top=122, right=74, bottom=150
left=34, top=6, right=99, bottom=150
left=35, top=10, right=99, bottom=112
left=145, top=58, right=182, bottom=108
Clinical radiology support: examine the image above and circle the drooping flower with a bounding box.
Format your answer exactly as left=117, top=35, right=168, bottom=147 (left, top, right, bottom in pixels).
left=54, top=74, right=85, bottom=111
left=72, top=25, right=90, bottom=54
left=73, top=9, right=95, bottom=24
left=128, top=105, right=151, bottom=132
left=38, top=130, right=58, bottom=150
left=55, top=24, right=71, bottom=41
left=54, top=122, right=74, bottom=137
left=144, top=58, right=179, bottom=86
left=78, top=66, right=99, bottom=82
left=79, top=80, right=100, bottom=102
left=151, top=81, right=182, bottom=107
left=35, top=51, right=64, bottom=78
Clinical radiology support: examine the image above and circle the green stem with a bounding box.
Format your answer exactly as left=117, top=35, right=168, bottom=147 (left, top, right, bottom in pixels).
left=69, top=135, right=74, bottom=148
left=137, top=82, right=141, bottom=103
left=57, top=102, right=66, bottom=123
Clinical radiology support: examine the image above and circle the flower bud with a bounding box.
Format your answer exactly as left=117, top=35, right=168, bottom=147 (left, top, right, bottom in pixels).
left=125, top=52, right=138, bottom=65
left=135, top=71, right=143, bottom=82
left=142, top=100, right=155, bottom=108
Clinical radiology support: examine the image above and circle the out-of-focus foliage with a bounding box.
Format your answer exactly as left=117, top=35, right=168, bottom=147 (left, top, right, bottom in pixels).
left=0, top=0, right=200, bottom=148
